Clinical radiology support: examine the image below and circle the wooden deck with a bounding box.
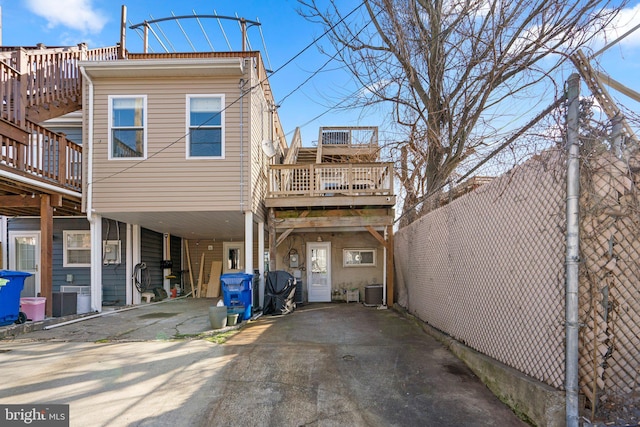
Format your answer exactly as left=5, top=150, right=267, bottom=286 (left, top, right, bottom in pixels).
left=0, top=44, right=119, bottom=215
left=266, top=162, right=395, bottom=208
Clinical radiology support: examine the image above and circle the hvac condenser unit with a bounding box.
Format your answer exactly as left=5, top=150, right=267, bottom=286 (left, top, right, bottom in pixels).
left=60, top=285, right=91, bottom=314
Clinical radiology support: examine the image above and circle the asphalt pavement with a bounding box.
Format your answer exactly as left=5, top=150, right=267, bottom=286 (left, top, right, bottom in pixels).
left=0, top=299, right=527, bottom=426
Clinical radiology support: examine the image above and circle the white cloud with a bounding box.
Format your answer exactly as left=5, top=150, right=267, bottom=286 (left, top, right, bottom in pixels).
left=25, top=0, right=107, bottom=34
left=593, top=3, right=640, bottom=50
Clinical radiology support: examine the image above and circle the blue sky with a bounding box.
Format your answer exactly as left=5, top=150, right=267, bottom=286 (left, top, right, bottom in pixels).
left=1, top=0, right=640, bottom=151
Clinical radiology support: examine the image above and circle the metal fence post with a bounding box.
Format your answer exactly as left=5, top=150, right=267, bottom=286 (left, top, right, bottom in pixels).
left=565, top=73, right=581, bottom=427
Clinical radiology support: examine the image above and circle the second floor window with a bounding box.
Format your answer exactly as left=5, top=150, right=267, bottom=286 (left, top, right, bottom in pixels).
left=187, top=95, right=224, bottom=158
left=109, top=96, right=146, bottom=159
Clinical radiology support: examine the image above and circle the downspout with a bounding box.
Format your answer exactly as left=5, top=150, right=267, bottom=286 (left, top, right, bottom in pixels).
left=565, top=73, right=580, bottom=427
left=382, top=226, right=387, bottom=306
left=80, top=66, right=101, bottom=312
left=80, top=66, right=94, bottom=226
left=239, top=77, right=245, bottom=212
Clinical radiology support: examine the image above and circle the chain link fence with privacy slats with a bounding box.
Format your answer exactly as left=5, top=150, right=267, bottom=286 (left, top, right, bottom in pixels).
left=395, top=149, right=568, bottom=389
left=395, top=144, right=640, bottom=420
left=579, top=148, right=640, bottom=417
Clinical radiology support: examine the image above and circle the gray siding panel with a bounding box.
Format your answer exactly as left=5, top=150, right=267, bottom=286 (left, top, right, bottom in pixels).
left=102, top=219, right=127, bottom=305
left=141, top=228, right=164, bottom=289
left=170, top=235, right=182, bottom=281
left=6, top=217, right=127, bottom=305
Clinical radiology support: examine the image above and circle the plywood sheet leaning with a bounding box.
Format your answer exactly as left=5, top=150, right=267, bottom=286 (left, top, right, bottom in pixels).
left=197, top=252, right=205, bottom=298
left=185, top=240, right=195, bottom=297
left=206, top=261, right=222, bottom=298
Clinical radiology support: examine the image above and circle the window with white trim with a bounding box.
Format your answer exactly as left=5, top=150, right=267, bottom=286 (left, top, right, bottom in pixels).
left=63, top=230, right=91, bottom=267
left=109, top=95, right=146, bottom=159
left=187, top=95, right=224, bottom=158
left=343, top=248, right=376, bottom=267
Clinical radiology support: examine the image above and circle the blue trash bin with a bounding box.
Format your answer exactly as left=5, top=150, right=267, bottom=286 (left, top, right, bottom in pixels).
left=220, top=273, right=253, bottom=320
left=0, top=270, right=33, bottom=326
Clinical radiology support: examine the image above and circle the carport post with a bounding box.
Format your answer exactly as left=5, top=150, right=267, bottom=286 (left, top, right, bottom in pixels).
left=245, top=211, right=254, bottom=275
left=258, top=222, right=265, bottom=309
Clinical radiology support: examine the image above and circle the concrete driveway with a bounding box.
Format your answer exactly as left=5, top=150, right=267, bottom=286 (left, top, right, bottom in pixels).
left=0, top=299, right=526, bottom=426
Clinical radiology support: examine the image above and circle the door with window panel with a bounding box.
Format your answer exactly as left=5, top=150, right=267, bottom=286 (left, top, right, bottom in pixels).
left=307, top=242, right=331, bottom=302
left=9, top=232, right=40, bottom=297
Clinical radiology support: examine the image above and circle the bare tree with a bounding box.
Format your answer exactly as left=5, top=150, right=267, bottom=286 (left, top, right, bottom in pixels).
left=299, top=0, right=624, bottom=225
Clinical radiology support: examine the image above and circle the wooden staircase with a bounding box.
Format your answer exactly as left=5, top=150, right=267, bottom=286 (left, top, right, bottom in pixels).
left=295, top=147, right=318, bottom=164
left=0, top=44, right=119, bottom=216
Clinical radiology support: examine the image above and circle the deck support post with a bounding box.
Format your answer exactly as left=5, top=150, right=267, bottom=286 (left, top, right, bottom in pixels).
left=40, top=194, right=53, bottom=317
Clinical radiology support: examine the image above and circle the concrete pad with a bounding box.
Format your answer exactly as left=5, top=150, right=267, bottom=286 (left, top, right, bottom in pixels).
left=0, top=300, right=527, bottom=426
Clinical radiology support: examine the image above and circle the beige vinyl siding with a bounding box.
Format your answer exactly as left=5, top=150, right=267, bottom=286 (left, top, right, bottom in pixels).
left=184, top=237, right=266, bottom=286
left=90, top=75, right=249, bottom=213
left=249, top=66, right=270, bottom=223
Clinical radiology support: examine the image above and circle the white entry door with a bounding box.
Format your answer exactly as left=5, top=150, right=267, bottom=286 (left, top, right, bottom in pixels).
left=307, top=242, right=331, bottom=302
left=8, top=231, right=40, bottom=297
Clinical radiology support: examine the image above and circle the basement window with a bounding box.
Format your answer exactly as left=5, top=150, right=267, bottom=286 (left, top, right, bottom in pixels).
left=63, top=230, right=91, bottom=267
left=343, top=248, right=376, bottom=267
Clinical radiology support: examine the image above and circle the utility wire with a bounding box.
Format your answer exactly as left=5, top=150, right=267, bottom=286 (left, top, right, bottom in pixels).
left=277, top=8, right=374, bottom=106
left=393, top=96, right=567, bottom=225
left=268, top=2, right=364, bottom=78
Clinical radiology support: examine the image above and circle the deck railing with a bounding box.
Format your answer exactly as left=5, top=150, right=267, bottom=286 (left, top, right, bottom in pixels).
left=0, top=44, right=118, bottom=192
left=1, top=121, right=82, bottom=192
left=268, top=162, right=393, bottom=197
left=0, top=62, right=22, bottom=124
left=318, top=126, right=378, bottom=149
left=0, top=44, right=119, bottom=125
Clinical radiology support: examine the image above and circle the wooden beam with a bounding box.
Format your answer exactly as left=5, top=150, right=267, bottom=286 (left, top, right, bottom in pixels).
left=268, top=208, right=277, bottom=271
left=25, top=99, right=82, bottom=123
left=0, top=117, right=29, bottom=144
left=276, top=208, right=391, bottom=219
left=266, top=195, right=396, bottom=209
left=0, top=195, right=40, bottom=207
left=185, top=240, right=195, bottom=297
left=276, top=211, right=309, bottom=247
left=274, top=215, right=393, bottom=229
left=595, top=70, right=640, bottom=104
left=40, top=195, right=53, bottom=317
left=386, top=226, right=394, bottom=307
left=50, top=194, right=63, bottom=207
left=276, top=229, right=294, bottom=247
left=366, top=225, right=388, bottom=249
left=197, top=252, right=205, bottom=299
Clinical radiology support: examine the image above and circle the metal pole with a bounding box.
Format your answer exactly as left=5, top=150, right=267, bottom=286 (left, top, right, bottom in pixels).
left=143, top=22, right=148, bottom=53
left=119, top=5, right=126, bottom=59
left=565, top=73, right=581, bottom=427
left=611, top=116, right=623, bottom=159
left=241, top=18, right=246, bottom=51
